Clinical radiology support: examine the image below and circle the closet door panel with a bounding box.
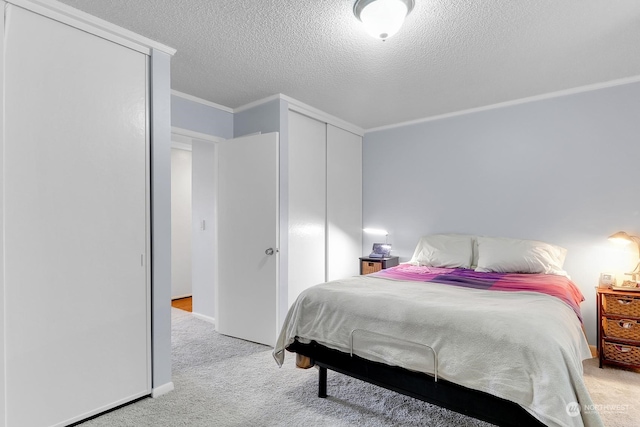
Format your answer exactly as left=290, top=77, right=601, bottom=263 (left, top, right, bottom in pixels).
left=288, top=111, right=326, bottom=305
left=4, top=6, right=149, bottom=426
left=327, top=125, right=363, bottom=281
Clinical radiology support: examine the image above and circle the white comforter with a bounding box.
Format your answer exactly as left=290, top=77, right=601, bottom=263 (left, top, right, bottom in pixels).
left=274, top=275, right=603, bottom=427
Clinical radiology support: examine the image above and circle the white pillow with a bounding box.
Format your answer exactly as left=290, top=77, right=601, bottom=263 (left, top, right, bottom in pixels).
left=475, top=236, right=567, bottom=275
left=410, top=234, right=474, bottom=269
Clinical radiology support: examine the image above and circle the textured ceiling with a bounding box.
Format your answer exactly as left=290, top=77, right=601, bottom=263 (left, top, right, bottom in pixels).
left=58, top=0, right=640, bottom=129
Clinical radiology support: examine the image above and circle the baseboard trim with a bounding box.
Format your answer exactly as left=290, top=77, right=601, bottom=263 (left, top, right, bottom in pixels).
left=589, top=345, right=598, bottom=358
left=192, top=312, right=216, bottom=325
left=151, top=382, right=174, bottom=398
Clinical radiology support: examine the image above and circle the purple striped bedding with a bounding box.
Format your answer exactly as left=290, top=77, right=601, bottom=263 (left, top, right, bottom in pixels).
left=373, top=263, right=585, bottom=321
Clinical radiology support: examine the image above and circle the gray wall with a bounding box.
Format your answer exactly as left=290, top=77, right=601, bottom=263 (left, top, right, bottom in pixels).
left=363, top=81, right=640, bottom=345
left=233, top=100, right=282, bottom=137
left=171, top=94, right=233, bottom=139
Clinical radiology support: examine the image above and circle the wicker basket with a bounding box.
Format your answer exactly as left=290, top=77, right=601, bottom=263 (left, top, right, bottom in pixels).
left=603, top=294, right=640, bottom=317
left=362, top=261, right=382, bottom=275
left=603, top=318, right=640, bottom=341
left=603, top=341, right=640, bottom=365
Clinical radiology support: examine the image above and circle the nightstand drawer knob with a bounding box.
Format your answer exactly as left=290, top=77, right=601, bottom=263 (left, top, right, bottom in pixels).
left=617, top=299, right=632, bottom=305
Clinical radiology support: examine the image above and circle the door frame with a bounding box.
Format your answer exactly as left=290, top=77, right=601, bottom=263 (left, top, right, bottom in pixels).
left=171, top=128, right=282, bottom=344
left=171, top=127, right=222, bottom=325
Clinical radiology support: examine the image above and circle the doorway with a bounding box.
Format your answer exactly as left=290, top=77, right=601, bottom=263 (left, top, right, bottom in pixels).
left=171, top=145, right=193, bottom=303
left=170, top=127, right=222, bottom=321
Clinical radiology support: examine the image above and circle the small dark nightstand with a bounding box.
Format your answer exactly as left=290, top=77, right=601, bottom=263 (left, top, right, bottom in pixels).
left=359, top=256, right=399, bottom=275
left=596, top=287, right=640, bottom=369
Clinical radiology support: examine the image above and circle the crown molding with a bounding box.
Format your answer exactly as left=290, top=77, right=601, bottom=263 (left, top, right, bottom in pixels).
left=8, top=0, right=175, bottom=56
left=366, top=74, right=640, bottom=133
left=171, top=90, right=364, bottom=136
left=233, top=94, right=282, bottom=114
left=171, top=90, right=233, bottom=113
left=282, top=94, right=365, bottom=137
left=235, top=94, right=365, bottom=137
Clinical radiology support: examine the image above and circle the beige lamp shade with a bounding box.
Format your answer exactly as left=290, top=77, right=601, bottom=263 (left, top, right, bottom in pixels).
left=609, top=231, right=640, bottom=280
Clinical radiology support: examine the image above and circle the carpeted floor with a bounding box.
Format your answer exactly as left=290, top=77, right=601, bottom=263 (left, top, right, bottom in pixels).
left=79, top=309, right=638, bottom=426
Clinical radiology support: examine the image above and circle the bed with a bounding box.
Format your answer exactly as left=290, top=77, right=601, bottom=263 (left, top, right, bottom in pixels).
left=273, top=234, right=604, bottom=427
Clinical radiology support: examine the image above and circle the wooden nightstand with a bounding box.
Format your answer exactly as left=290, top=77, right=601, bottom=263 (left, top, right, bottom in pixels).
left=597, top=287, right=640, bottom=369
left=359, top=256, right=399, bottom=275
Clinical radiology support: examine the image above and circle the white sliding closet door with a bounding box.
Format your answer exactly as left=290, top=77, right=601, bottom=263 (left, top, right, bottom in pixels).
left=327, top=125, right=362, bottom=281
left=4, top=6, right=149, bottom=427
left=288, top=111, right=326, bottom=306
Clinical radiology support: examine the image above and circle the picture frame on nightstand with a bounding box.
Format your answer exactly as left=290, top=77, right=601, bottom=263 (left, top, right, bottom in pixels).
left=368, top=243, right=392, bottom=258
left=598, top=272, right=615, bottom=288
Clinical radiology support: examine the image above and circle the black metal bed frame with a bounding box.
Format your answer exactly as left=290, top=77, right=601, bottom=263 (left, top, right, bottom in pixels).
left=288, top=340, right=545, bottom=427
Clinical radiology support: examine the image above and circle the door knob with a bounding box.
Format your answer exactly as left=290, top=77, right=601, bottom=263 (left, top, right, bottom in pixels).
left=265, top=248, right=275, bottom=256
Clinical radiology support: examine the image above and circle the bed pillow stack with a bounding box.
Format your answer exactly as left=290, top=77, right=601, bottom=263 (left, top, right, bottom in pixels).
left=410, top=234, right=568, bottom=276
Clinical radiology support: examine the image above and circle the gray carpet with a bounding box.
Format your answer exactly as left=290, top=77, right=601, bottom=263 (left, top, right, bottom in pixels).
left=79, top=309, right=638, bottom=426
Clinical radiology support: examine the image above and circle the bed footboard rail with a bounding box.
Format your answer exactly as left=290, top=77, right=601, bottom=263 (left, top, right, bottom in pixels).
left=287, top=340, right=545, bottom=427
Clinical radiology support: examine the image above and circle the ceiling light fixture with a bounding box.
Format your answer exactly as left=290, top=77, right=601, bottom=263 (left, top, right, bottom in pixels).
left=354, top=0, right=415, bottom=41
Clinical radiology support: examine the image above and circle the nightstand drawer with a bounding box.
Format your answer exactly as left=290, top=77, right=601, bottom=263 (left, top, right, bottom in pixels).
left=359, top=256, right=399, bottom=275
left=603, top=294, right=640, bottom=317
left=597, top=287, right=640, bottom=369
left=603, top=318, right=640, bottom=341
left=603, top=341, right=640, bottom=366
left=362, top=261, right=382, bottom=275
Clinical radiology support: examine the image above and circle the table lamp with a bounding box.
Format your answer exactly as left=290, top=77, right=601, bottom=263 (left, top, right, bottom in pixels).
left=608, top=231, right=640, bottom=281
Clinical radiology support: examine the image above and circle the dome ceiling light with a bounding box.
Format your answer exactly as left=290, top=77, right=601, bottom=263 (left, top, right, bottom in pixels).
left=353, top=0, right=415, bottom=41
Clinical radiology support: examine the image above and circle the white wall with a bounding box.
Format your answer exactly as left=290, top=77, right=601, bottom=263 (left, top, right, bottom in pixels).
left=171, top=148, right=192, bottom=298
left=363, top=81, right=640, bottom=345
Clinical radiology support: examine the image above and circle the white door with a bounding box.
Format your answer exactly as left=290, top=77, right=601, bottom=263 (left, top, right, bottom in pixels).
left=216, top=133, right=279, bottom=347
left=4, top=6, right=149, bottom=426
